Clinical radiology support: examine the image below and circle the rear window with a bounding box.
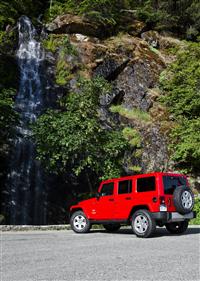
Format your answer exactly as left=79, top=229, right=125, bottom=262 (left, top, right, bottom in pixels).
left=163, top=176, right=188, bottom=195
left=137, top=177, right=156, bottom=192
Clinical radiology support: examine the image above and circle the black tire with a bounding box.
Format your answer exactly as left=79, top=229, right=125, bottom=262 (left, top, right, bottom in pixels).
left=173, top=186, right=194, bottom=214
left=165, top=221, right=189, bottom=234
left=131, top=209, right=156, bottom=238
left=103, top=224, right=121, bottom=232
left=70, top=211, right=91, bottom=233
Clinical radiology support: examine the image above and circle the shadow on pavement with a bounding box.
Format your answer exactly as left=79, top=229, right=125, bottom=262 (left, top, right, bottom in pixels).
left=90, top=226, right=200, bottom=238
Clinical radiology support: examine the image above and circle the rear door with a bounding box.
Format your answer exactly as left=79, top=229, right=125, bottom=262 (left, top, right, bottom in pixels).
left=135, top=176, right=159, bottom=212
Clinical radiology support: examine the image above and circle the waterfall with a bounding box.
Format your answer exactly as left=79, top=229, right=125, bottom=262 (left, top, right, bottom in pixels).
left=6, top=16, right=47, bottom=225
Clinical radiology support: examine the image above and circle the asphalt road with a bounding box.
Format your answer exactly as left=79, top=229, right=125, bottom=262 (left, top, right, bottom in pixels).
left=1, top=226, right=200, bottom=281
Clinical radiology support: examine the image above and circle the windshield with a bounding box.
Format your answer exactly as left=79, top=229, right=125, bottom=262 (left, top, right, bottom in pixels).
left=163, top=176, right=188, bottom=195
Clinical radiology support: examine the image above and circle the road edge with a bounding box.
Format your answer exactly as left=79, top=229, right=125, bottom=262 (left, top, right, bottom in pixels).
left=0, top=224, right=199, bottom=232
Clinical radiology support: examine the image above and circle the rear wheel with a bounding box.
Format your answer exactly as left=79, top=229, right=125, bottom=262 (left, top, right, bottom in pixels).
left=103, top=224, right=121, bottom=232
left=131, top=209, right=156, bottom=238
left=165, top=221, right=189, bottom=234
left=70, top=211, right=91, bottom=233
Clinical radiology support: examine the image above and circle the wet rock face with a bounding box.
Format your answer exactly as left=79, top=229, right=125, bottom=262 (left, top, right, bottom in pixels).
left=94, top=58, right=130, bottom=81
left=140, top=125, right=169, bottom=172
left=92, top=35, right=165, bottom=110
left=114, top=61, right=156, bottom=111
left=46, top=13, right=146, bottom=39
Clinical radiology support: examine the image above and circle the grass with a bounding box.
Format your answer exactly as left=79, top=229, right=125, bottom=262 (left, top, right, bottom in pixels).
left=110, top=105, right=151, bottom=123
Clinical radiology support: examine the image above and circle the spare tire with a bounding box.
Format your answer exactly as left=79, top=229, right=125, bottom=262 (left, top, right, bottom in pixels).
left=173, top=186, right=194, bottom=214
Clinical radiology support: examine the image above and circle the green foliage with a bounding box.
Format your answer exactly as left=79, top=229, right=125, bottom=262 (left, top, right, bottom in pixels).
left=33, top=77, right=130, bottom=180
left=43, top=1, right=200, bottom=40
left=110, top=105, right=151, bottom=123
left=190, top=198, right=200, bottom=225
left=160, top=43, right=200, bottom=118
left=122, top=127, right=142, bottom=173
left=129, top=0, right=200, bottom=39
left=46, top=0, right=130, bottom=26
left=50, top=35, right=78, bottom=85
left=109, top=106, right=144, bottom=174
left=122, top=127, right=141, bottom=148
left=169, top=119, right=200, bottom=172
left=0, top=0, right=46, bottom=30
left=42, top=35, right=59, bottom=53
left=0, top=31, right=17, bottom=54
left=136, top=1, right=165, bottom=25
left=56, top=57, right=72, bottom=86
left=160, top=42, right=200, bottom=173
left=0, top=88, right=18, bottom=149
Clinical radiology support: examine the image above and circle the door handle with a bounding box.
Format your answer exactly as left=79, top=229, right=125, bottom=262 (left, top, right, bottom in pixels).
left=109, top=198, right=114, bottom=202
left=125, top=197, right=131, bottom=200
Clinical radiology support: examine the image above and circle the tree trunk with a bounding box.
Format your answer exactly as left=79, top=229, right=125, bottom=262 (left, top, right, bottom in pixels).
left=86, top=172, right=94, bottom=193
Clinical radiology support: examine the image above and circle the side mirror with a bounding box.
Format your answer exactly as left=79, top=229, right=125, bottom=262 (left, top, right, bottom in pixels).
left=96, top=192, right=101, bottom=199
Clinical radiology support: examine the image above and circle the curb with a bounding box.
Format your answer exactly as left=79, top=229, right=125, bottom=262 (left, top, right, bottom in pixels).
left=0, top=225, right=71, bottom=232
left=0, top=225, right=199, bottom=232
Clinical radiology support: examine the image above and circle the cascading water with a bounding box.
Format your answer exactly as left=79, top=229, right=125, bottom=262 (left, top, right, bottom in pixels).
left=6, top=16, right=47, bottom=224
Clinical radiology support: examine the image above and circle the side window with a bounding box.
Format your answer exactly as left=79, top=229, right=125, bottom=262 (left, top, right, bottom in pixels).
left=137, top=177, right=156, bottom=192
left=100, top=182, right=114, bottom=196
left=118, top=180, right=132, bottom=194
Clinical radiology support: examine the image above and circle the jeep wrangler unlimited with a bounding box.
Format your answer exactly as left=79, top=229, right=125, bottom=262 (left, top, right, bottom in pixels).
left=70, top=172, right=195, bottom=238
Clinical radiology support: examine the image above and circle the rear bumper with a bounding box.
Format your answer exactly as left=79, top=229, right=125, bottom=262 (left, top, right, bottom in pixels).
left=152, top=211, right=196, bottom=223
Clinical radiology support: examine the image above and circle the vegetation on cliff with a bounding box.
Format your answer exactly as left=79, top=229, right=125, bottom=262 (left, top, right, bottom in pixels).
left=0, top=88, right=18, bottom=156
left=160, top=42, right=200, bottom=174
left=45, top=0, right=200, bottom=39
left=33, top=78, right=130, bottom=181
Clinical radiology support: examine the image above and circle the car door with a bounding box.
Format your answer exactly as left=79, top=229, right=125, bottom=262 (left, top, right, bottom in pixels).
left=114, top=179, right=133, bottom=219
left=93, top=181, right=115, bottom=220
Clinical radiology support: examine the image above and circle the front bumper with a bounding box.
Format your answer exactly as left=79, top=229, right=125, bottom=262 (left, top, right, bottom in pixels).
left=152, top=211, right=196, bottom=223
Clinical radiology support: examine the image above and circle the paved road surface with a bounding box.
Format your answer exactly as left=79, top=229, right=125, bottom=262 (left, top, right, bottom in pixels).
left=1, top=227, right=200, bottom=281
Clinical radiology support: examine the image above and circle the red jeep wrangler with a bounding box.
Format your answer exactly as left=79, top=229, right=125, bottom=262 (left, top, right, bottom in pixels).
left=70, top=172, right=195, bottom=238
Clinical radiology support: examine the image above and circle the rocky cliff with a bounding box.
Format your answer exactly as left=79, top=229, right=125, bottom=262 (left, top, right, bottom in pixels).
left=43, top=14, right=182, bottom=174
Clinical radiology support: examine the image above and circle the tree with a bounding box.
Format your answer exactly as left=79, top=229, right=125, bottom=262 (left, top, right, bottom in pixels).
left=160, top=42, right=200, bottom=172
left=33, top=77, right=129, bottom=181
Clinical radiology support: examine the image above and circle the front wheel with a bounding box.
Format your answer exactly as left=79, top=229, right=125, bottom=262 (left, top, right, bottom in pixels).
left=131, top=209, right=156, bottom=238
left=70, top=211, right=91, bottom=233
left=103, top=224, right=121, bottom=232
left=165, top=221, right=189, bottom=234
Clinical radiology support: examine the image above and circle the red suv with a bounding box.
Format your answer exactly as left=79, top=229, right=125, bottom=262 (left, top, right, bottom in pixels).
left=70, top=172, right=195, bottom=238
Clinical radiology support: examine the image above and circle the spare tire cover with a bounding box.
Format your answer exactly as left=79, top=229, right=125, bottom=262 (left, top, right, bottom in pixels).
left=173, top=186, right=194, bottom=214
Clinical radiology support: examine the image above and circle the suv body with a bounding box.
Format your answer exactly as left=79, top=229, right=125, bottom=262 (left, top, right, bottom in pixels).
left=70, top=172, right=195, bottom=237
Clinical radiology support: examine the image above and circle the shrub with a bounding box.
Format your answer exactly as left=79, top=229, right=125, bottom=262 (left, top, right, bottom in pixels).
left=190, top=198, right=200, bottom=225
